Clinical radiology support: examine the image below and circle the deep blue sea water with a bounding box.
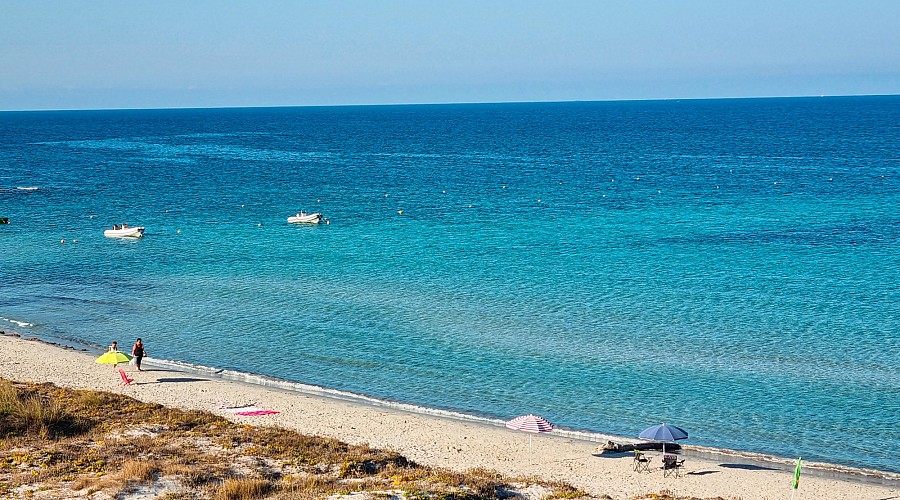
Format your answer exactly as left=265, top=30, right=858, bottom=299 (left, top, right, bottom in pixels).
left=1, top=97, right=898, bottom=473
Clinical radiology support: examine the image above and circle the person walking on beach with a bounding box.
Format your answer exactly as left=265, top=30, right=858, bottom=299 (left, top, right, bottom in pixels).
left=131, top=338, right=145, bottom=371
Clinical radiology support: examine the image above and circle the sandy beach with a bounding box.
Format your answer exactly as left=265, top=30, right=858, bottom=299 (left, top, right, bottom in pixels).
left=1, top=333, right=896, bottom=499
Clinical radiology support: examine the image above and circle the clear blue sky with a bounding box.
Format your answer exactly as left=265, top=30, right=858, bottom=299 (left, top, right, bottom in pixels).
left=2, top=0, right=898, bottom=110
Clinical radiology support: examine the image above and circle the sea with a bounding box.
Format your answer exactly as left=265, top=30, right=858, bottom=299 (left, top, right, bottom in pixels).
left=1, top=96, right=898, bottom=474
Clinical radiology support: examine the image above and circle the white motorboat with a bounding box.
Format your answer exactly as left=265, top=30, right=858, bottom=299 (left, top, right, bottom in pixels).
left=287, top=212, right=324, bottom=224
left=104, top=226, right=145, bottom=238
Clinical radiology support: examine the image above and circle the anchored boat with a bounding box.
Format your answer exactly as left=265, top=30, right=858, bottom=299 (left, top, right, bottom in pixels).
left=287, top=212, right=325, bottom=224
left=104, top=225, right=145, bottom=238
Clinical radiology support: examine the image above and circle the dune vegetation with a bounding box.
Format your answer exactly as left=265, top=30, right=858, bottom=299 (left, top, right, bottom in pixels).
left=0, top=378, right=596, bottom=499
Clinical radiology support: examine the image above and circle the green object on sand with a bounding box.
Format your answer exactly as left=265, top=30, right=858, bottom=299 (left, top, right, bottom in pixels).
left=792, top=457, right=802, bottom=489
left=95, top=351, right=133, bottom=365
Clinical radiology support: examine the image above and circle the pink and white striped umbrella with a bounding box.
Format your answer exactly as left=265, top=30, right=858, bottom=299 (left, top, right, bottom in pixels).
left=506, top=414, right=553, bottom=461
left=505, top=414, right=554, bottom=433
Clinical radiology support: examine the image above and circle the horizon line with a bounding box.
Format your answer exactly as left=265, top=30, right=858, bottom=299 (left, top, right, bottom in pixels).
left=2, top=92, right=897, bottom=113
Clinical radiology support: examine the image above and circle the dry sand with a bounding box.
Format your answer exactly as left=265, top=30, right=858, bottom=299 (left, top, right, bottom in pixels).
left=1, top=333, right=896, bottom=499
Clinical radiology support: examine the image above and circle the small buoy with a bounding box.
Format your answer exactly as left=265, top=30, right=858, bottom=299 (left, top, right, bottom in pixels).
left=72, top=239, right=78, bottom=243
left=611, top=178, right=615, bottom=182
left=635, top=177, right=640, bottom=180
left=177, top=229, right=181, bottom=234
left=397, top=210, right=403, bottom=215
left=501, top=185, right=507, bottom=189
left=257, top=223, right=262, bottom=227
left=385, top=194, right=389, bottom=197
left=165, top=209, right=169, bottom=213
left=774, top=181, right=778, bottom=185
left=537, top=199, right=541, bottom=203
left=442, top=190, right=446, bottom=194
left=716, top=186, right=719, bottom=189
left=317, top=199, right=321, bottom=202
left=828, top=178, right=833, bottom=181
left=559, top=181, right=563, bottom=185
left=60, top=239, right=65, bottom=244
left=326, top=220, right=330, bottom=225
left=602, top=194, right=606, bottom=197
left=241, top=204, right=245, bottom=208
left=467, top=204, right=473, bottom=208
left=658, top=190, right=661, bottom=194
left=89, top=215, right=94, bottom=219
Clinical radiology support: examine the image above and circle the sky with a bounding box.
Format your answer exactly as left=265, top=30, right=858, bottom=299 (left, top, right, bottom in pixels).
left=1, top=0, right=898, bottom=110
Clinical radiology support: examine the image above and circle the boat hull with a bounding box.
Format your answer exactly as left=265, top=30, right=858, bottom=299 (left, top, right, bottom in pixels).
left=104, top=227, right=145, bottom=238
left=287, top=213, right=322, bottom=224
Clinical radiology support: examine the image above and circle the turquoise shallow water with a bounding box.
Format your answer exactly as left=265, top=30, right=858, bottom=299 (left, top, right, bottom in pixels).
left=1, top=97, right=898, bottom=472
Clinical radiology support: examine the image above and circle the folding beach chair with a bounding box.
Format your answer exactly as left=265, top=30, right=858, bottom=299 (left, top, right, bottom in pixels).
left=118, top=369, right=134, bottom=386
left=633, top=450, right=652, bottom=472
left=663, top=455, right=684, bottom=477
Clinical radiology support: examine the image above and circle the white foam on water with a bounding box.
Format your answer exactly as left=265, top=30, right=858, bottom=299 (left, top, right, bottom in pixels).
left=0, top=317, right=35, bottom=328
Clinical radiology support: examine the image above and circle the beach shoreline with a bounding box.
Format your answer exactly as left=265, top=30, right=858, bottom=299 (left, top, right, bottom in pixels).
left=1, top=331, right=897, bottom=499
left=101, top=350, right=900, bottom=485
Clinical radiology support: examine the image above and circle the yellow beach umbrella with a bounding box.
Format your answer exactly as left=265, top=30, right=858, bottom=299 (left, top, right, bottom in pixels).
left=95, top=351, right=132, bottom=365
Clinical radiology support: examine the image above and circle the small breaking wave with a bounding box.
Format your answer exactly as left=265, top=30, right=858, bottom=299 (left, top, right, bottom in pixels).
left=0, top=316, right=35, bottom=328
left=0, top=186, right=41, bottom=194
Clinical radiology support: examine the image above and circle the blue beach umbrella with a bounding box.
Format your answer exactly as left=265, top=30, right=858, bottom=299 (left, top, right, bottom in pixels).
left=639, top=423, right=688, bottom=455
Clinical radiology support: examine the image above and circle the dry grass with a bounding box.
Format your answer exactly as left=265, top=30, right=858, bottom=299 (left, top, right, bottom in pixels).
left=120, top=458, right=159, bottom=483
left=13, top=396, right=66, bottom=438
left=1, top=377, right=550, bottom=499
left=0, top=379, right=17, bottom=413
left=0, top=381, right=93, bottom=439
left=276, top=475, right=342, bottom=499
left=0, top=377, right=730, bottom=499
left=216, top=477, right=274, bottom=500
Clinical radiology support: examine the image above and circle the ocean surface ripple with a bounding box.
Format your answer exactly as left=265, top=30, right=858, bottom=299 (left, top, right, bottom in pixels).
left=1, top=97, right=898, bottom=473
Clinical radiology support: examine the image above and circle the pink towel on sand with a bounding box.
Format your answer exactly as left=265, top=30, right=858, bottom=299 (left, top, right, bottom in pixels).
left=234, top=410, right=279, bottom=416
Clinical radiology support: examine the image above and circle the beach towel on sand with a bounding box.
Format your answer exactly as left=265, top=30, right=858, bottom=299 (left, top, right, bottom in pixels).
left=219, top=405, right=279, bottom=416
left=217, top=400, right=255, bottom=409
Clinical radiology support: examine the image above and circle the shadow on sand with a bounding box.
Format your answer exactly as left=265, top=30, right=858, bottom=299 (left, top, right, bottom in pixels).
left=156, top=377, right=208, bottom=383
left=720, top=463, right=779, bottom=471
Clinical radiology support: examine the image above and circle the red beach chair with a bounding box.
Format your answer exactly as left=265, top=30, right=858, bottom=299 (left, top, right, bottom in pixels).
left=118, top=369, right=134, bottom=386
